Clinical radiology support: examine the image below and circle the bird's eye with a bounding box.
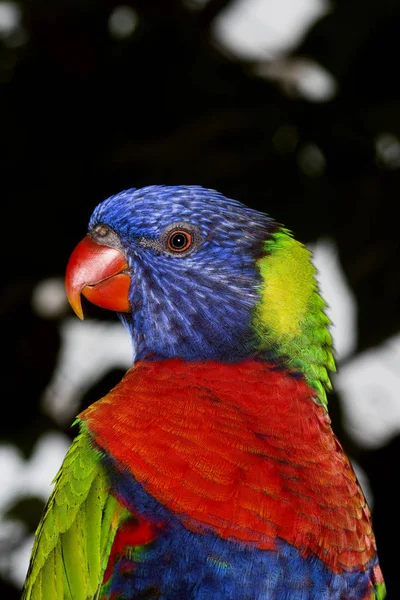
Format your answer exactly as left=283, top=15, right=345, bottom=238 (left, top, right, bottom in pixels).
left=167, top=230, right=193, bottom=252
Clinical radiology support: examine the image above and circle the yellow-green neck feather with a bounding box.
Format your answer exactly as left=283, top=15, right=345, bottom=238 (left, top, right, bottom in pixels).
left=253, top=229, right=336, bottom=409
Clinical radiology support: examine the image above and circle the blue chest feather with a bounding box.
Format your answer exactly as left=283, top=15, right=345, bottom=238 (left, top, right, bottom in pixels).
left=106, top=458, right=378, bottom=600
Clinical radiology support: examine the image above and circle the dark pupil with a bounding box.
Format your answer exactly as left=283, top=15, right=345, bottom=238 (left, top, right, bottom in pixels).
left=170, top=233, right=188, bottom=249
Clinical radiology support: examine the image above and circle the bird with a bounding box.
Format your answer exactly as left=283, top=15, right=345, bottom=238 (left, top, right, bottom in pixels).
left=22, top=185, right=385, bottom=599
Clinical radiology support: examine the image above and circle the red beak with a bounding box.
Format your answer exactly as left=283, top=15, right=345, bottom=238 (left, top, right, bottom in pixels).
left=65, top=235, right=131, bottom=319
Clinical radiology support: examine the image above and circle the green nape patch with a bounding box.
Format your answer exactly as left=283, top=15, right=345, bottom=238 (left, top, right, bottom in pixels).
left=253, top=229, right=336, bottom=409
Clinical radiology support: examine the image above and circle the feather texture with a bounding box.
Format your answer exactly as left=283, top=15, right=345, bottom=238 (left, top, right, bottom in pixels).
left=22, top=185, right=385, bottom=599
left=22, top=429, right=130, bottom=600
left=255, top=230, right=336, bottom=408
left=82, top=360, right=378, bottom=575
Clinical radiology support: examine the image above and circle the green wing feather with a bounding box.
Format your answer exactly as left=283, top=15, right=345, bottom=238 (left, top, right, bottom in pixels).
left=22, top=425, right=129, bottom=600
left=374, top=582, right=387, bottom=599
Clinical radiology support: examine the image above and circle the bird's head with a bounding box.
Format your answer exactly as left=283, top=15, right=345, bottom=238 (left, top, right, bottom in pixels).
left=66, top=185, right=335, bottom=405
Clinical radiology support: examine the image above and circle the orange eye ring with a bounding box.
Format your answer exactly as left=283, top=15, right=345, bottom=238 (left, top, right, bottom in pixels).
left=167, top=230, right=193, bottom=252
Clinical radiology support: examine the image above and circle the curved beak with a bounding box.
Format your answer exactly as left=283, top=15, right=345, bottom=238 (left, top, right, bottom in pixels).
left=65, top=235, right=131, bottom=319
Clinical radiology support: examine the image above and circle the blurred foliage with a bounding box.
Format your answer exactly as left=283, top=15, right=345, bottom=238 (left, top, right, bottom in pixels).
left=1, top=0, right=399, bottom=597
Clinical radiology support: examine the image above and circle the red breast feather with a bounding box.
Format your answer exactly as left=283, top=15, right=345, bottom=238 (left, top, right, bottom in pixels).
left=81, top=359, right=377, bottom=575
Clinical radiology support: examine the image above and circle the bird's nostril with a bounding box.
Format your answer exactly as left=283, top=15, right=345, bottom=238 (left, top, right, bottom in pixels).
left=94, top=224, right=110, bottom=237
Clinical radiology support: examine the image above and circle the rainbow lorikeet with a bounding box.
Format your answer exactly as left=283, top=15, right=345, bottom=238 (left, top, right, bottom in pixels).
left=22, top=186, right=385, bottom=599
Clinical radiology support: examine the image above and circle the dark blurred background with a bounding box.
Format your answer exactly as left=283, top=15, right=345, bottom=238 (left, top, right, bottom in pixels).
left=1, top=0, right=399, bottom=597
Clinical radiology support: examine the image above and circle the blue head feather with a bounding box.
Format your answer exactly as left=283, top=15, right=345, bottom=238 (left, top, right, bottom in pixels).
left=88, top=185, right=276, bottom=361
